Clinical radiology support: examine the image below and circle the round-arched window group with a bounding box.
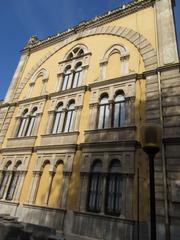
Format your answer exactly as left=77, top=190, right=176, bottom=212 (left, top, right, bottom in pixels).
left=61, top=62, right=83, bottom=91
left=87, top=159, right=123, bottom=216
left=17, top=107, right=38, bottom=137
left=0, top=161, right=22, bottom=201
left=52, top=100, right=75, bottom=134
left=98, top=91, right=125, bottom=129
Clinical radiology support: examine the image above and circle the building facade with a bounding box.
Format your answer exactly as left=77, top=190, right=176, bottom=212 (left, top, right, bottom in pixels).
left=0, top=0, right=180, bottom=239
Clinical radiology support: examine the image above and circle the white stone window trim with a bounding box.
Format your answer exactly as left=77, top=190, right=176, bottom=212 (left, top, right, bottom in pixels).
left=56, top=44, right=91, bottom=92
left=99, top=43, right=130, bottom=81
left=14, top=105, right=42, bottom=138
left=26, top=68, right=49, bottom=98
left=46, top=99, right=82, bottom=134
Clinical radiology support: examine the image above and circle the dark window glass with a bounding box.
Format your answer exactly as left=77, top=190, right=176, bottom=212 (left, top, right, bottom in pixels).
left=6, top=172, right=19, bottom=200
left=63, top=102, right=75, bottom=132
left=0, top=171, right=10, bottom=199
left=105, top=160, right=122, bottom=215
left=52, top=104, right=63, bottom=134
left=98, top=96, right=109, bottom=129
left=113, top=94, right=125, bottom=128
left=87, top=161, right=102, bottom=212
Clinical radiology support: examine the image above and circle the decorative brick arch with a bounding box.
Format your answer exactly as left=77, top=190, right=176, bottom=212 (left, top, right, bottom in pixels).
left=14, top=26, right=157, bottom=101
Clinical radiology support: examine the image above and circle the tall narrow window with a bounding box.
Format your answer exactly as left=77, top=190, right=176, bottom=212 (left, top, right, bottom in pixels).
left=87, top=160, right=103, bottom=212
left=72, top=63, right=83, bottom=88
left=17, top=109, right=29, bottom=137
left=26, top=107, right=37, bottom=136
left=61, top=66, right=73, bottom=91
left=63, top=101, right=75, bottom=133
left=52, top=103, right=63, bottom=134
left=113, top=93, right=125, bottom=128
left=6, top=161, right=22, bottom=201
left=98, top=95, right=109, bottom=129
left=105, top=160, right=122, bottom=215
left=0, top=162, right=12, bottom=199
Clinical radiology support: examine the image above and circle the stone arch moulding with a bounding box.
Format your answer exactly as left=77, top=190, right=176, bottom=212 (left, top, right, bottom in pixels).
left=13, top=26, right=157, bottom=101
left=99, top=43, right=130, bottom=81
left=62, top=43, right=89, bottom=61
left=31, top=68, right=49, bottom=83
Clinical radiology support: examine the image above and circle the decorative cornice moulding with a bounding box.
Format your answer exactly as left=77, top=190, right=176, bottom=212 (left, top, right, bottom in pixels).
left=21, top=0, right=155, bottom=53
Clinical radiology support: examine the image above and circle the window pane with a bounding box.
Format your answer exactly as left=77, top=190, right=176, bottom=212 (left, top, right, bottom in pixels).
left=52, top=112, right=61, bottom=134
left=120, top=102, right=125, bottom=126
left=72, top=71, right=80, bottom=88
left=88, top=174, right=102, bottom=212
left=62, top=75, right=69, bottom=90
left=0, top=172, right=9, bottom=199
left=115, top=94, right=124, bottom=102
left=113, top=101, right=125, bottom=127
left=64, top=111, right=72, bottom=132
left=66, top=73, right=73, bottom=89
left=98, top=105, right=105, bottom=129
left=106, top=174, right=122, bottom=215
left=26, top=116, right=36, bottom=136
left=6, top=172, right=19, bottom=200
left=17, top=118, right=26, bottom=137
left=104, top=105, right=109, bottom=128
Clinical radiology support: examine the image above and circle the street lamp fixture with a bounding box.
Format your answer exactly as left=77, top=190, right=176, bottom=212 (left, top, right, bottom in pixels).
left=141, top=123, right=162, bottom=240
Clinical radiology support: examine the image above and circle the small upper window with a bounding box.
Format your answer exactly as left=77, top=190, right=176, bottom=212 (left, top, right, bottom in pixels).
left=66, top=47, right=85, bottom=60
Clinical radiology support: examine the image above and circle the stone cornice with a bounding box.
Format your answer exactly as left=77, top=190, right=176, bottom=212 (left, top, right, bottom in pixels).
left=21, top=0, right=155, bottom=53
left=89, top=73, right=137, bottom=89
left=34, top=144, right=78, bottom=151
left=1, top=62, right=180, bottom=108
left=143, top=61, right=180, bottom=76
left=79, top=140, right=140, bottom=150
left=0, top=147, right=33, bottom=153
left=18, top=94, right=48, bottom=105
left=49, top=85, right=87, bottom=98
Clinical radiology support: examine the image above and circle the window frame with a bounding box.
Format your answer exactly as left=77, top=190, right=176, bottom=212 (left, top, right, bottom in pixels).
left=97, top=95, right=110, bottom=129
left=87, top=161, right=103, bottom=213
left=52, top=104, right=63, bottom=134
left=63, top=102, right=75, bottom=133
left=113, top=94, right=125, bottom=128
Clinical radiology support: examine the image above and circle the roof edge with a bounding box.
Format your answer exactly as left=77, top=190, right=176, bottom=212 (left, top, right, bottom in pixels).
left=21, top=0, right=155, bottom=53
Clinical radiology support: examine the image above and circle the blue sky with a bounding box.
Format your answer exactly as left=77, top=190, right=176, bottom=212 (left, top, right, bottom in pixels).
left=0, top=0, right=180, bottom=100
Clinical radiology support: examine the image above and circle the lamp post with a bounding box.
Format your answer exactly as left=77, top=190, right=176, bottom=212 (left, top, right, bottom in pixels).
left=141, top=124, right=162, bottom=240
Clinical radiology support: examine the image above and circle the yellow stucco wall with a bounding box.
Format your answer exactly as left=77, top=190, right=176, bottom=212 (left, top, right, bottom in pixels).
left=0, top=3, right=156, bottom=220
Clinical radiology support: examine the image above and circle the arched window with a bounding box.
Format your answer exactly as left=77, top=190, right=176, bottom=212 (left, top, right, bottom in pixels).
left=59, top=45, right=89, bottom=91
left=72, top=62, right=83, bottom=88
left=87, top=160, right=103, bottom=212
left=52, top=103, right=63, bottom=134
left=0, top=161, right=12, bottom=199
left=17, top=109, right=29, bottom=137
left=61, top=66, right=73, bottom=91
left=105, top=160, right=122, bottom=215
left=66, top=47, right=84, bottom=59
left=63, top=101, right=75, bottom=132
left=113, top=93, right=125, bottom=128
left=17, top=107, right=38, bottom=137
left=6, top=161, right=22, bottom=201
left=26, top=107, right=38, bottom=136
left=98, top=94, right=109, bottom=129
